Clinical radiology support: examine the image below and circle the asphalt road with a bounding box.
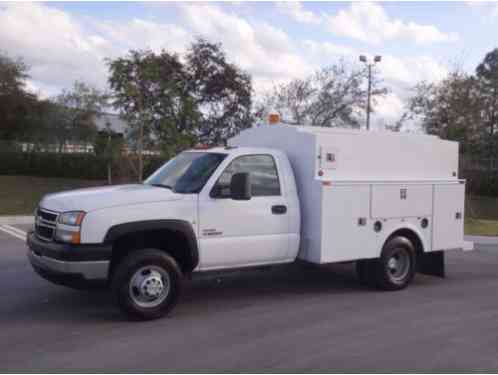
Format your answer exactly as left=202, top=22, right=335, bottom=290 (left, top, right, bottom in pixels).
left=1, top=226, right=498, bottom=372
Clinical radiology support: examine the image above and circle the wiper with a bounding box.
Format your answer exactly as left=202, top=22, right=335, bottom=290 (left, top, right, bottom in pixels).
left=149, top=183, right=173, bottom=190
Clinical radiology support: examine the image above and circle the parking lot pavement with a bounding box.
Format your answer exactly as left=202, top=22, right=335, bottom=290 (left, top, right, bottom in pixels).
left=2, top=230, right=498, bottom=372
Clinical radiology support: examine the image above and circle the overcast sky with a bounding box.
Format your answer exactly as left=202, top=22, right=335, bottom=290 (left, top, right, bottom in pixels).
left=1, top=1, right=497, bottom=129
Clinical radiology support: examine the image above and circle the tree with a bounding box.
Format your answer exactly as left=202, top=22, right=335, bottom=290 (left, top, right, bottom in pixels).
left=406, top=71, right=483, bottom=155
left=0, top=52, right=36, bottom=141
left=186, top=39, right=253, bottom=144
left=476, top=48, right=498, bottom=158
left=108, top=49, right=198, bottom=181
left=107, top=39, right=253, bottom=181
left=93, top=121, right=124, bottom=184
left=50, top=81, right=107, bottom=152
left=258, top=60, right=387, bottom=128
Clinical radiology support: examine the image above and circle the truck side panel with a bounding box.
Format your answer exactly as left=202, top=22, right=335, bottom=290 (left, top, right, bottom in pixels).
left=319, top=184, right=374, bottom=263
left=432, top=183, right=465, bottom=251
left=371, top=184, right=433, bottom=219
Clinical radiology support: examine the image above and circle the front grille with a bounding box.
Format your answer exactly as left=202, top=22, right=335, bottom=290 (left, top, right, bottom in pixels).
left=35, top=208, right=59, bottom=241
left=38, top=209, right=57, bottom=222
left=35, top=224, right=54, bottom=240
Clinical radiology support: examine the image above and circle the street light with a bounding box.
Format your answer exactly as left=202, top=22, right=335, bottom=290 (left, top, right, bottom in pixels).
left=359, top=55, right=382, bottom=131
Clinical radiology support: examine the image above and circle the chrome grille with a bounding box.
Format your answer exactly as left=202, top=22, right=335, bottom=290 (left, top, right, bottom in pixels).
left=35, top=208, right=59, bottom=241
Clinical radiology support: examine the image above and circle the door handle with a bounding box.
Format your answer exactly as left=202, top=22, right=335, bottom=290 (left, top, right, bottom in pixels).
left=271, top=205, right=287, bottom=215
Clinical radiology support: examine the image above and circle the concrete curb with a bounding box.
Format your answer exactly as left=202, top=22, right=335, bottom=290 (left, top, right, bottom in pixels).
left=465, top=235, right=498, bottom=245
left=0, top=216, right=34, bottom=225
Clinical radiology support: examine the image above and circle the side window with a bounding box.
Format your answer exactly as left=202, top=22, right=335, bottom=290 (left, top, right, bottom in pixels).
left=213, top=155, right=281, bottom=197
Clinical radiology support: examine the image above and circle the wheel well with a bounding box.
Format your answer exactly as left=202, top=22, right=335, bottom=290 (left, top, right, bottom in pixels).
left=386, top=228, right=424, bottom=258
left=109, top=229, right=195, bottom=275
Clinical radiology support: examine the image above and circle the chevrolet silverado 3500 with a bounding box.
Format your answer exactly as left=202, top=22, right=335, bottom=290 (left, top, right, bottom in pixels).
left=27, top=122, right=473, bottom=320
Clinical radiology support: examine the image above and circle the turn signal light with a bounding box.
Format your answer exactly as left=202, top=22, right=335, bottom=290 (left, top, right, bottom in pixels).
left=71, top=231, right=81, bottom=244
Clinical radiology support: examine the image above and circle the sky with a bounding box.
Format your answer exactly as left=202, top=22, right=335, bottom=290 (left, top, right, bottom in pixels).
left=1, top=1, right=498, bottom=129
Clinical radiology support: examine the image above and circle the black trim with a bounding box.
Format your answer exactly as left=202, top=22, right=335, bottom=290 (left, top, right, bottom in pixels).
left=27, top=231, right=112, bottom=262
left=271, top=205, right=287, bottom=214
left=209, top=153, right=282, bottom=199
left=104, top=220, right=199, bottom=271
left=418, top=250, right=445, bottom=278
left=29, top=255, right=107, bottom=289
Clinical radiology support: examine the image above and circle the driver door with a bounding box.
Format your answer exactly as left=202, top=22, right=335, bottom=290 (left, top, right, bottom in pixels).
left=198, top=154, right=290, bottom=270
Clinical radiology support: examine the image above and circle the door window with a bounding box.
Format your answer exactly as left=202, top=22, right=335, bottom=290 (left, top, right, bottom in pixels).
left=212, top=155, right=281, bottom=197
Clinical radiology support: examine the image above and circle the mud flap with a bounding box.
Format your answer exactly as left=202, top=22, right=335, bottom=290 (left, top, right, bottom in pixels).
left=417, top=250, right=445, bottom=278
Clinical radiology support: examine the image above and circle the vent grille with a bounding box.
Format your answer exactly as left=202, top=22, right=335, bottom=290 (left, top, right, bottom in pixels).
left=35, top=208, right=59, bottom=241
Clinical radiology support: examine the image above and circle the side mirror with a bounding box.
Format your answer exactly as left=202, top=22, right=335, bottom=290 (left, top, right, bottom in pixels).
left=230, top=172, right=251, bottom=200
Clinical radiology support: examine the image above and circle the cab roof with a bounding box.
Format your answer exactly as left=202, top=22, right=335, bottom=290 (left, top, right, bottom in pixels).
left=187, top=146, right=283, bottom=157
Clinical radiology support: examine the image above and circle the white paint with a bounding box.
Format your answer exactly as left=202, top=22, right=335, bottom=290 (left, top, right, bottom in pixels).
left=0, top=225, right=27, bottom=241
left=432, top=183, right=465, bottom=251
left=231, top=124, right=470, bottom=264
left=371, top=184, right=433, bottom=219
left=32, top=123, right=471, bottom=272
left=196, top=148, right=300, bottom=269
left=0, top=216, right=34, bottom=225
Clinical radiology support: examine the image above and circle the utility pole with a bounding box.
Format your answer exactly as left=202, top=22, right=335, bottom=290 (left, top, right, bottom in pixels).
left=359, top=55, right=382, bottom=131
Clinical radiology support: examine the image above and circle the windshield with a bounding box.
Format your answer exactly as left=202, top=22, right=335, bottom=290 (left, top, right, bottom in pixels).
left=144, top=152, right=226, bottom=194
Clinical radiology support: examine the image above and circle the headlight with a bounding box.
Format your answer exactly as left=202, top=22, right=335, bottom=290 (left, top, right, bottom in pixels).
left=55, top=211, right=85, bottom=244
left=58, top=211, right=85, bottom=226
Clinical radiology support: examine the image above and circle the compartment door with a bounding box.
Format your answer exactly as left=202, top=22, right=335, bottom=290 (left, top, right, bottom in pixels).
left=371, top=184, right=433, bottom=218
left=432, top=184, right=465, bottom=251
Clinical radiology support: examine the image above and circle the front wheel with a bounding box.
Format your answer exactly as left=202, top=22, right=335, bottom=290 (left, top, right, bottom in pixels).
left=111, top=249, right=183, bottom=320
left=374, top=236, right=416, bottom=291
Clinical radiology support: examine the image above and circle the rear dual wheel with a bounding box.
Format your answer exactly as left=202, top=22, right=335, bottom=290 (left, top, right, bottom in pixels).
left=356, top=236, right=416, bottom=291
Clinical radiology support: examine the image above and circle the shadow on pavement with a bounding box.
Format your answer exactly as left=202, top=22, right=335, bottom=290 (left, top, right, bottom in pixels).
left=6, top=262, right=367, bottom=323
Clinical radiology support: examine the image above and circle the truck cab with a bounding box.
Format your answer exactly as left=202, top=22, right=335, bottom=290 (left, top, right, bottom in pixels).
left=27, top=146, right=301, bottom=319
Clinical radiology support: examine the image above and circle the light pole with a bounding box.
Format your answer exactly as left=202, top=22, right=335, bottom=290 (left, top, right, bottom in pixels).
left=359, top=55, right=381, bottom=131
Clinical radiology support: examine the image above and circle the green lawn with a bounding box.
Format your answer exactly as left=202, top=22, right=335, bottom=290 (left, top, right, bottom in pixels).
left=0, top=176, right=106, bottom=215
left=466, top=195, right=498, bottom=221
left=465, top=218, right=498, bottom=237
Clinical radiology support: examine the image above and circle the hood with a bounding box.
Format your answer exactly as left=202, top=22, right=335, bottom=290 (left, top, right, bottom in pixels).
left=39, top=184, right=183, bottom=213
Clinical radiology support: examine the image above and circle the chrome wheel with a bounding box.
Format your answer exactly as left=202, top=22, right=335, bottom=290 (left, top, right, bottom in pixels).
left=129, top=266, right=170, bottom=308
left=386, top=248, right=410, bottom=283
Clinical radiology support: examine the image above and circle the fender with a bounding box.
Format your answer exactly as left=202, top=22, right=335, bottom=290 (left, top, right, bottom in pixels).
left=379, top=221, right=429, bottom=255
left=380, top=221, right=444, bottom=278
left=104, top=219, right=199, bottom=271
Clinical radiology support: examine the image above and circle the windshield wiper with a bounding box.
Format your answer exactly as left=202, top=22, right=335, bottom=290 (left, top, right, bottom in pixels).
left=148, top=183, right=174, bottom=190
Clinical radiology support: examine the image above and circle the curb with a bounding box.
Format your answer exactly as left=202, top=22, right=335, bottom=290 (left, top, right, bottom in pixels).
left=465, top=235, right=498, bottom=246
left=0, top=216, right=34, bottom=225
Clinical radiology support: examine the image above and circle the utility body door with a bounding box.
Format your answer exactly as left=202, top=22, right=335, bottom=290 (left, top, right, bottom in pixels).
left=198, top=153, right=290, bottom=270
left=432, top=183, right=465, bottom=250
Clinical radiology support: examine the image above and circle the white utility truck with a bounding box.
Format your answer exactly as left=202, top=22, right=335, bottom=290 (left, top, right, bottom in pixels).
left=27, top=121, right=473, bottom=320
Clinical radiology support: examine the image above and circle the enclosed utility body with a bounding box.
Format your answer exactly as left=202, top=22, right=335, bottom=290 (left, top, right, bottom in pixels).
left=230, top=125, right=471, bottom=266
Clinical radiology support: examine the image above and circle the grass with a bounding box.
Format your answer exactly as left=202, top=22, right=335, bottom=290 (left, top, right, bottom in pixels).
left=466, top=195, right=498, bottom=221
left=465, top=195, right=498, bottom=236
left=0, top=176, right=105, bottom=215
left=465, top=218, right=498, bottom=237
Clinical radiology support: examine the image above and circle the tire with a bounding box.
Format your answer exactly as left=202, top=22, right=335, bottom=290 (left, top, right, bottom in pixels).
left=111, top=249, right=183, bottom=320
left=373, top=236, right=416, bottom=291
